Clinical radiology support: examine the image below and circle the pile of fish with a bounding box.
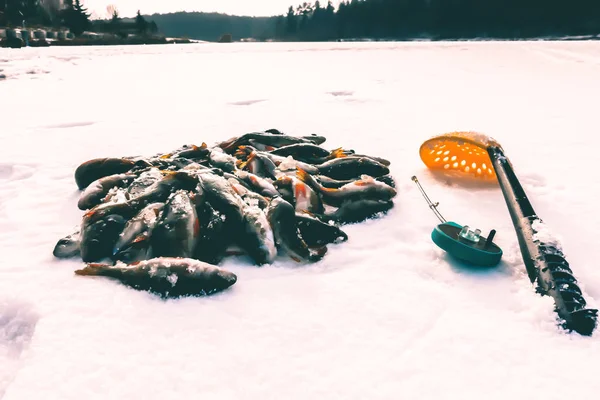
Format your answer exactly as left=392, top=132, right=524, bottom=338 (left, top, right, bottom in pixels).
left=54, top=129, right=397, bottom=298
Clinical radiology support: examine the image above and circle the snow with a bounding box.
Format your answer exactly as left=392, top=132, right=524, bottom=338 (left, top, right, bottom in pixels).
left=1, top=41, right=600, bottom=399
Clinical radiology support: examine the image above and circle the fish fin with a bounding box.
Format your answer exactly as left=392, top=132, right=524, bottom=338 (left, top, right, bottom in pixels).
left=295, top=167, right=312, bottom=184
left=239, top=152, right=257, bottom=171
left=234, top=149, right=247, bottom=159
left=194, top=218, right=200, bottom=237
left=160, top=153, right=173, bottom=159
left=201, top=142, right=208, bottom=149
left=228, top=179, right=247, bottom=196
left=290, top=255, right=302, bottom=263
left=234, top=145, right=250, bottom=157
left=132, top=234, right=148, bottom=244
left=309, top=246, right=328, bottom=261
left=297, top=168, right=334, bottom=193
left=265, top=146, right=276, bottom=151
left=329, top=147, right=348, bottom=159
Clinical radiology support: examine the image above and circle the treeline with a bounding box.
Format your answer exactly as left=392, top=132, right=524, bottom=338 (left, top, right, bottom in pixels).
left=274, top=0, right=600, bottom=41
left=1, top=1, right=160, bottom=38
left=0, top=0, right=54, bottom=27
left=138, top=12, right=275, bottom=41
left=0, top=0, right=92, bottom=35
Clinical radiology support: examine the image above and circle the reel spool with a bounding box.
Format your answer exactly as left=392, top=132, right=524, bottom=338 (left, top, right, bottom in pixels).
left=412, top=176, right=503, bottom=267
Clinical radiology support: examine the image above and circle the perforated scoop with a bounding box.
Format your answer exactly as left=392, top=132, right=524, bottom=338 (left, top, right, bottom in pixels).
left=419, top=131, right=502, bottom=181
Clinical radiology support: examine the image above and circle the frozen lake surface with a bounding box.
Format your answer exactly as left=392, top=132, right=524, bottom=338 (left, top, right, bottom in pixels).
left=1, top=41, right=600, bottom=399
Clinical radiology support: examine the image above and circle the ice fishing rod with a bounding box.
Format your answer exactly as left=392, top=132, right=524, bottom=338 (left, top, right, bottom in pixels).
left=411, top=175, right=502, bottom=267
left=419, top=131, right=598, bottom=336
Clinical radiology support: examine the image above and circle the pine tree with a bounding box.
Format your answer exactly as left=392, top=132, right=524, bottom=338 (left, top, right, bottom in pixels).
left=135, top=10, right=149, bottom=35
left=61, top=0, right=91, bottom=36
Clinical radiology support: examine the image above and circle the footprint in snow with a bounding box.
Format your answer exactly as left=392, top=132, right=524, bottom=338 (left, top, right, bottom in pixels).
left=328, top=90, right=354, bottom=97
left=228, top=99, right=267, bottom=106
left=0, top=164, right=37, bottom=181
left=521, top=173, right=547, bottom=188
left=0, top=299, right=39, bottom=398
left=43, top=121, right=95, bottom=129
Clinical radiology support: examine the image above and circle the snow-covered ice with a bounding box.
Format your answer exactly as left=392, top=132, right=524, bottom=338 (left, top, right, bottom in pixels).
left=1, top=41, right=600, bottom=399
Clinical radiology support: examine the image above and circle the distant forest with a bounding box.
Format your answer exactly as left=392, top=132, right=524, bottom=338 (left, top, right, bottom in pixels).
left=2, top=0, right=600, bottom=41
left=133, top=12, right=274, bottom=42
left=146, top=0, right=600, bottom=42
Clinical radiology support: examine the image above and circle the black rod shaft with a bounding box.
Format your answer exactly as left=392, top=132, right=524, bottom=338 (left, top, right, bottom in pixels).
left=487, top=145, right=597, bottom=336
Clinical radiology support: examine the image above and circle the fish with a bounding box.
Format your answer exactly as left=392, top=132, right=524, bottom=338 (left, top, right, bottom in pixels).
left=113, top=202, right=164, bottom=262
left=238, top=204, right=277, bottom=266
left=74, top=157, right=137, bottom=190
left=315, top=157, right=389, bottom=180
left=74, top=257, right=237, bottom=298
left=193, top=202, right=231, bottom=265
left=300, top=134, right=327, bottom=145
left=349, top=154, right=391, bottom=166
left=315, top=174, right=396, bottom=189
left=327, top=199, right=394, bottom=224
left=266, top=196, right=327, bottom=263
left=227, top=178, right=270, bottom=210
left=79, top=214, right=127, bottom=262
left=273, top=175, right=324, bottom=214
left=126, top=168, right=163, bottom=198
left=297, top=169, right=396, bottom=207
left=77, top=173, right=138, bottom=210
left=169, top=143, right=210, bottom=160
left=197, top=173, right=246, bottom=227
left=236, top=148, right=280, bottom=179
left=150, top=191, right=200, bottom=258
left=269, top=143, right=331, bottom=163
left=218, top=132, right=317, bottom=153
left=236, top=146, right=319, bottom=176
left=295, top=213, right=348, bottom=247
left=233, top=170, right=279, bottom=197
left=82, top=171, right=200, bottom=227
left=53, top=229, right=81, bottom=259
left=209, top=148, right=239, bottom=173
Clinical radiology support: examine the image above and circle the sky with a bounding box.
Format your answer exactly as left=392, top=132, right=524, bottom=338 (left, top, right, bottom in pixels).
left=82, top=0, right=337, bottom=19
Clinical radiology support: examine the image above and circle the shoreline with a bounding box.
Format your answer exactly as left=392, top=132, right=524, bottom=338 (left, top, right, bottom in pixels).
left=2, top=34, right=600, bottom=49
left=0, top=36, right=195, bottom=49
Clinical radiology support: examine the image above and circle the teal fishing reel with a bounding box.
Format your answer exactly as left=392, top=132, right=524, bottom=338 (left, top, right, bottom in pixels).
left=412, top=176, right=502, bottom=267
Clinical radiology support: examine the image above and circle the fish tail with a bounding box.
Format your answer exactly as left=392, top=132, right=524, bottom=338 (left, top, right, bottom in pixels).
left=74, top=263, right=110, bottom=276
